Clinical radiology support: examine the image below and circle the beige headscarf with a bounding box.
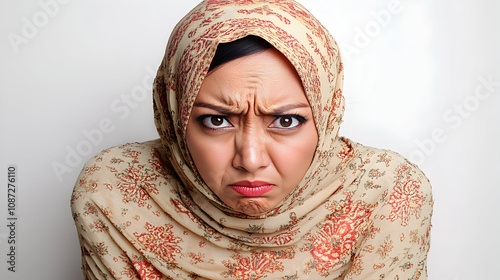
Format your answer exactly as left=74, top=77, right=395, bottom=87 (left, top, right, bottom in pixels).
left=72, top=1, right=433, bottom=279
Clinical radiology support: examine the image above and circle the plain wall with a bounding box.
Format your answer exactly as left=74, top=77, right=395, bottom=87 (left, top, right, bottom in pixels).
left=1, top=0, right=499, bottom=279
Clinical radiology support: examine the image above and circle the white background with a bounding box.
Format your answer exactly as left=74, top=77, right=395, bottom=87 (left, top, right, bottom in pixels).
left=1, top=0, right=499, bottom=279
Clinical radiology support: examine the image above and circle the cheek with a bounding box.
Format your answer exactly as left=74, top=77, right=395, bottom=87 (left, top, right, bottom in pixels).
left=186, top=127, right=231, bottom=185
left=273, top=127, right=318, bottom=182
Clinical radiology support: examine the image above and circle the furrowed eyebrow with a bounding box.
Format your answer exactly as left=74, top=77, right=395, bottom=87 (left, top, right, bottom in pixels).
left=193, top=102, right=237, bottom=115
left=193, top=102, right=311, bottom=115
left=267, top=103, right=310, bottom=115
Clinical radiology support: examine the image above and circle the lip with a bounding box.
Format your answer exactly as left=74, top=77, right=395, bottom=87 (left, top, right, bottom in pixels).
left=229, top=180, right=275, bottom=197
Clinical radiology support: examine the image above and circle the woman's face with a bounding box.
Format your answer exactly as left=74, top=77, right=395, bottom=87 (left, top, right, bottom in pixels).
left=186, top=48, right=318, bottom=216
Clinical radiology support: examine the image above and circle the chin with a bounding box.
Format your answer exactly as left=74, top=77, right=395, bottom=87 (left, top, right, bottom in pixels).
left=234, top=198, right=273, bottom=216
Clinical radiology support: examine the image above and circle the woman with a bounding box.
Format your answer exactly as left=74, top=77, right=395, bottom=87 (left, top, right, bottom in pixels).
left=71, top=0, right=433, bottom=279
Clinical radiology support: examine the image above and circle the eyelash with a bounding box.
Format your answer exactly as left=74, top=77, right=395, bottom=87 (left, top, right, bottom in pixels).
left=196, top=114, right=308, bottom=130
left=270, top=115, right=307, bottom=129
left=197, top=115, right=232, bottom=130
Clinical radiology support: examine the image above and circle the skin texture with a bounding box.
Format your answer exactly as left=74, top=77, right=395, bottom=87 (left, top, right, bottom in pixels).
left=186, top=48, right=318, bottom=216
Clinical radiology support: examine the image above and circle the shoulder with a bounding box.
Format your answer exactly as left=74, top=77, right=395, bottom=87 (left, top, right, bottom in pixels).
left=84, top=139, right=165, bottom=166
left=70, top=139, right=169, bottom=208
left=349, top=139, right=432, bottom=193
left=345, top=138, right=433, bottom=216
left=77, top=139, right=166, bottom=178
left=347, top=139, right=433, bottom=227
left=341, top=140, right=433, bottom=278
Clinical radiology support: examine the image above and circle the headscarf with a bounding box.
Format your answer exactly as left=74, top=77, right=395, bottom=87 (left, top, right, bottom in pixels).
left=153, top=0, right=350, bottom=236
left=72, top=1, right=433, bottom=279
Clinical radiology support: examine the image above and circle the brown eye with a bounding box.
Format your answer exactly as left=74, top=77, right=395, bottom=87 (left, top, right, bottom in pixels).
left=269, top=115, right=305, bottom=129
left=280, top=117, right=293, bottom=127
left=199, top=115, right=232, bottom=129
left=211, top=116, right=224, bottom=126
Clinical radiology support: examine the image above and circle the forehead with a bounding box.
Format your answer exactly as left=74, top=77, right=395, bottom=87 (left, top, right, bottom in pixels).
left=196, top=48, right=309, bottom=107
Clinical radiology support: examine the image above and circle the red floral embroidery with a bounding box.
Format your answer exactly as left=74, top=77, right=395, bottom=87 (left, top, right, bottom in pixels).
left=238, top=6, right=291, bottom=25
left=308, top=220, right=355, bottom=274
left=133, top=261, right=162, bottom=280
left=388, top=179, right=424, bottom=226
left=116, top=165, right=159, bottom=207
left=103, top=183, right=113, bottom=190
left=368, top=169, right=386, bottom=179
left=261, top=229, right=299, bottom=246
left=307, top=199, right=374, bottom=275
left=207, top=0, right=256, bottom=6
left=188, top=252, right=204, bottom=265
left=245, top=229, right=299, bottom=246
left=110, top=157, right=124, bottom=164
left=82, top=201, right=98, bottom=216
left=347, top=253, right=364, bottom=276
left=92, top=241, right=108, bottom=256
left=171, top=199, right=199, bottom=224
left=84, top=180, right=99, bottom=193
left=119, top=254, right=136, bottom=279
left=376, top=239, right=394, bottom=259
left=336, top=140, right=354, bottom=164
left=90, top=220, right=109, bottom=232
left=84, top=165, right=101, bottom=175
left=221, top=250, right=294, bottom=280
left=123, top=151, right=141, bottom=159
left=377, top=152, right=393, bottom=167
left=133, top=223, right=182, bottom=263
left=121, top=267, right=136, bottom=279
left=148, top=152, right=168, bottom=176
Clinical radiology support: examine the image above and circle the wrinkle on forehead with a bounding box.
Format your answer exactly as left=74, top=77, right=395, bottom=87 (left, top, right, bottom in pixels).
left=208, top=75, right=274, bottom=114
left=215, top=73, right=276, bottom=116
left=196, top=48, right=309, bottom=117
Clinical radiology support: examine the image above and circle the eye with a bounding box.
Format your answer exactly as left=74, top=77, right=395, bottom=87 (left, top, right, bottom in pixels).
left=198, top=115, right=232, bottom=129
left=269, top=115, right=306, bottom=129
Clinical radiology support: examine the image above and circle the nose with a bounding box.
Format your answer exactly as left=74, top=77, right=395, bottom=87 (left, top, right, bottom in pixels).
left=232, top=128, right=270, bottom=173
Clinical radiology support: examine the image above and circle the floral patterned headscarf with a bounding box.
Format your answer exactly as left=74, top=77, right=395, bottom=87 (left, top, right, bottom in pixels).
left=153, top=0, right=349, bottom=220
left=73, top=1, right=432, bottom=279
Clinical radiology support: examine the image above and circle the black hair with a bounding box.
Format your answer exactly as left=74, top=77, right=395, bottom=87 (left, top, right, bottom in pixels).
left=208, top=35, right=274, bottom=72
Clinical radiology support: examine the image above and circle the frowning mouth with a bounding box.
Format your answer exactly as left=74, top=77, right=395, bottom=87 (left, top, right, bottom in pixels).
left=228, top=180, right=275, bottom=197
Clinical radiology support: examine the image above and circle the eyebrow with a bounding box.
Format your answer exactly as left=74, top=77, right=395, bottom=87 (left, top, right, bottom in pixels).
left=193, top=102, right=236, bottom=115
left=193, top=102, right=310, bottom=115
